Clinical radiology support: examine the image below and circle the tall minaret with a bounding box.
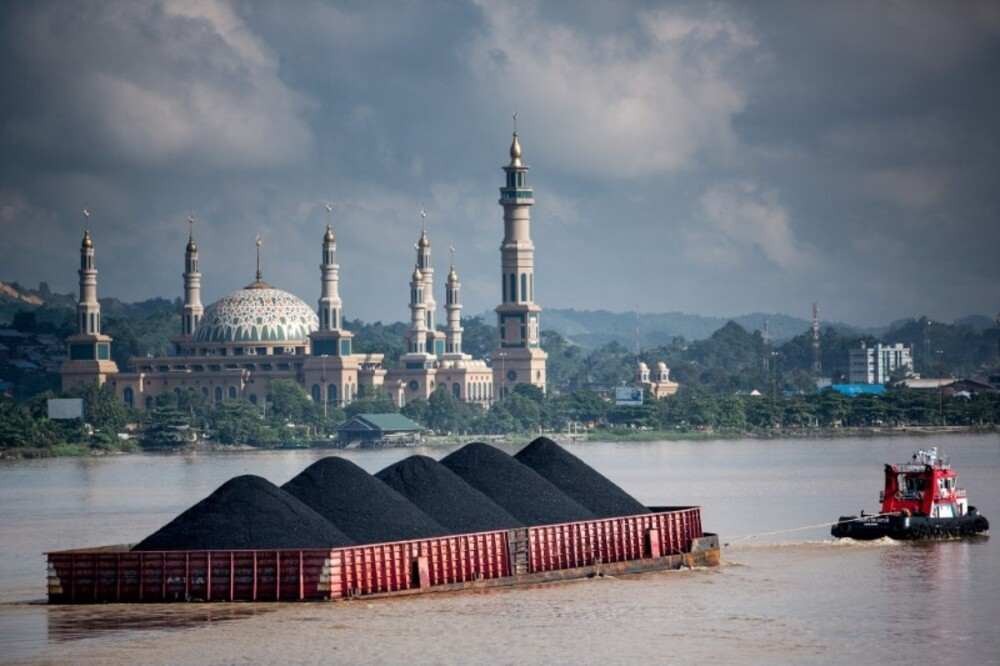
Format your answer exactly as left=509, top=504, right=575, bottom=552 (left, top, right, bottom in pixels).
left=181, top=219, right=203, bottom=338
left=61, top=215, right=119, bottom=390
left=318, top=224, right=342, bottom=331
left=308, top=213, right=353, bottom=359
left=406, top=266, right=428, bottom=354
left=417, top=229, right=435, bottom=326
left=415, top=217, right=444, bottom=356
left=444, top=255, right=463, bottom=356
left=493, top=120, right=547, bottom=396
left=77, top=229, right=100, bottom=336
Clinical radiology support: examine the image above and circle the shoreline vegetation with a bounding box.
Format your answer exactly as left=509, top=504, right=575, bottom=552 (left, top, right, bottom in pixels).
left=3, top=374, right=999, bottom=461
left=2, top=425, right=996, bottom=460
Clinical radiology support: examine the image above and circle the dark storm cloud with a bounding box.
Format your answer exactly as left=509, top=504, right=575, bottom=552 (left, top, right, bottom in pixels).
left=0, top=0, right=997, bottom=326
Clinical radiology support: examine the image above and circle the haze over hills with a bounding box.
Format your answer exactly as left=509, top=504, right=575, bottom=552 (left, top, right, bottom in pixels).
left=539, top=308, right=874, bottom=349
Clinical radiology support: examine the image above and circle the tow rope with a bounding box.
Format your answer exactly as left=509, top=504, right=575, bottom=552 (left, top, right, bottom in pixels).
left=725, top=513, right=896, bottom=544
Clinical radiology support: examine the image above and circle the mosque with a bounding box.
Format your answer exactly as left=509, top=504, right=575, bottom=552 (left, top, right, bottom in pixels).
left=61, top=130, right=547, bottom=411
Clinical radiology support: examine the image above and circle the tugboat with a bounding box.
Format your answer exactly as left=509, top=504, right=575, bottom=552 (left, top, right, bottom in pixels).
left=832, top=448, right=989, bottom=540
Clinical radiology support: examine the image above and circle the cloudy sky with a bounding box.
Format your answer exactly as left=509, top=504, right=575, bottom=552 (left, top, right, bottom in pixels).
left=1, top=1, right=998, bottom=326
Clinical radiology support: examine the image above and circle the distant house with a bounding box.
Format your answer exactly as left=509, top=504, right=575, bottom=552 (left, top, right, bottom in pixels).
left=337, top=413, right=424, bottom=446
left=945, top=379, right=997, bottom=397
left=899, top=378, right=954, bottom=390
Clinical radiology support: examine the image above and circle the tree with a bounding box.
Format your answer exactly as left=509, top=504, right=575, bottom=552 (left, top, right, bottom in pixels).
left=69, top=383, right=130, bottom=434
left=141, top=404, right=191, bottom=448
left=268, top=379, right=318, bottom=425
left=212, top=401, right=265, bottom=445
left=401, top=398, right=429, bottom=426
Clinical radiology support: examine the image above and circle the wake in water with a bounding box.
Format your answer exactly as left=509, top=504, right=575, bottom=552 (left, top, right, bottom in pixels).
left=724, top=536, right=902, bottom=552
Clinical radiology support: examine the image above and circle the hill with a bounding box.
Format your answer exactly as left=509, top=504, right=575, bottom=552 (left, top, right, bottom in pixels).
left=540, top=308, right=865, bottom=348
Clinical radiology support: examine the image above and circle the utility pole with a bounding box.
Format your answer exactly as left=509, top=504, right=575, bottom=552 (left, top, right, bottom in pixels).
left=762, top=318, right=771, bottom=372
left=811, top=302, right=822, bottom=374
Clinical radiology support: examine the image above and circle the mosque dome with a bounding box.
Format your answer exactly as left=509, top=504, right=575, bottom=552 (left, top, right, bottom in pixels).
left=193, top=287, right=318, bottom=344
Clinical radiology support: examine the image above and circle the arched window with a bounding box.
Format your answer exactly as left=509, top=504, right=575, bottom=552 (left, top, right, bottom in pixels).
left=328, top=384, right=338, bottom=404
left=452, top=382, right=461, bottom=399
left=311, top=384, right=321, bottom=402
left=123, top=387, right=133, bottom=407
left=521, top=273, right=527, bottom=302
left=228, top=386, right=237, bottom=400
left=249, top=394, right=258, bottom=405
left=215, top=386, right=223, bottom=403
left=509, top=274, right=517, bottom=302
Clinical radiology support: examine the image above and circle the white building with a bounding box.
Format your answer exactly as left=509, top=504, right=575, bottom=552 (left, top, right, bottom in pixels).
left=848, top=343, right=913, bottom=384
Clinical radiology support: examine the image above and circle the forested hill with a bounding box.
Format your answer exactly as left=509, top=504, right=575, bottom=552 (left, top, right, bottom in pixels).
left=538, top=308, right=868, bottom=348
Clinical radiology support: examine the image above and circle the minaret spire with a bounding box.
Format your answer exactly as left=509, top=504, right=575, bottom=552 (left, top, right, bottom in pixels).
left=414, top=210, right=438, bottom=350
left=77, top=209, right=100, bottom=336
left=255, top=234, right=263, bottom=282
left=444, top=246, right=464, bottom=357
left=181, top=216, right=203, bottom=338
left=318, top=205, right=343, bottom=332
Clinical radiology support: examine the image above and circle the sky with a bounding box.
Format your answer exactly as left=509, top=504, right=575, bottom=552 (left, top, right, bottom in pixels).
left=1, top=0, right=998, bottom=327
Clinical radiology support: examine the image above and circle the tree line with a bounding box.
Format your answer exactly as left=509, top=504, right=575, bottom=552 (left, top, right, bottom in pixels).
left=2, top=379, right=998, bottom=456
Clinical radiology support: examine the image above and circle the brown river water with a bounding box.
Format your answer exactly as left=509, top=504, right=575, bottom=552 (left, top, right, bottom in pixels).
left=1, top=434, right=997, bottom=665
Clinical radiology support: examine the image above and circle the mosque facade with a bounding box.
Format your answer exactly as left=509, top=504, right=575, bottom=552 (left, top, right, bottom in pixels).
left=61, top=131, right=547, bottom=410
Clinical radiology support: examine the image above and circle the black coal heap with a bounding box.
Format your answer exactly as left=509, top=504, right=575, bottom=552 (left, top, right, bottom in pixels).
left=441, top=442, right=595, bottom=526
left=515, top=437, right=650, bottom=518
left=283, top=456, right=449, bottom=544
left=133, top=475, right=354, bottom=551
left=376, top=455, right=523, bottom=534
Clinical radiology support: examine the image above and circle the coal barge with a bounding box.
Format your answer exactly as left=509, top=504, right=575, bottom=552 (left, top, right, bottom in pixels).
left=46, top=439, right=720, bottom=603
left=832, top=448, right=989, bottom=541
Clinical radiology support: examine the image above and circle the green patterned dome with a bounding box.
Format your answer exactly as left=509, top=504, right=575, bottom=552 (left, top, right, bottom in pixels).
left=194, top=287, right=318, bottom=344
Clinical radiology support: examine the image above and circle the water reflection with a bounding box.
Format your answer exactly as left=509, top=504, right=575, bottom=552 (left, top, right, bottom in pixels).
left=45, top=603, right=273, bottom=643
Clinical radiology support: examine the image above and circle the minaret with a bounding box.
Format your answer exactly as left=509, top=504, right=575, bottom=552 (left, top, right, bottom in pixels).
left=181, top=219, right=203, bottom=338
left=406, top=266, right=428, bottom=354
left=493, top=120, right=547, bottom=396
left=77, top=229, right=100, bottom=336
left=444, top=257, right=463, bottom=356
left=308, top=217, right=353, bottom=359
left=61, top=216, right=119, bottom=390
left=318, top=224, right=342, bottom=331
left=305, top=211, right=359, bottom=408
left=415, top=216, right=444, bottom=356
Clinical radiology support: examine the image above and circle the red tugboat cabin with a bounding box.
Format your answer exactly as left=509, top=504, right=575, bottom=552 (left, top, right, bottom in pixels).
left=880, top=448, right=968, bottom=518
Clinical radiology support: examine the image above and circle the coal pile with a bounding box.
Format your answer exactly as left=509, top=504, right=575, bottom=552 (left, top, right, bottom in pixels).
left=376, top=455, right=523, bottom=534
left=282, top=457, right=449, bottom=544
left=440, top=442, right=595, bottom=526
left=133, top=475, right=354, bottom=551
left=515, top=437, right=650, bottom=518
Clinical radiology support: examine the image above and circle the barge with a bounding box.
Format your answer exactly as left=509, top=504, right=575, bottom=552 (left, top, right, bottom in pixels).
left=47, top=506, right=718, bottom=603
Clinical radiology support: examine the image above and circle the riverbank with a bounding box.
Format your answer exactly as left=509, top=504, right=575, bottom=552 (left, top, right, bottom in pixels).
left=584, top=424, right=998, bottom=442
left=3, top=424, right=995, bottom=459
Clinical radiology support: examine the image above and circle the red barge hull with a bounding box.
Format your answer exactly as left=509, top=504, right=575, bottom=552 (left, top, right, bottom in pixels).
left=46, top=507, right=718, bottom=604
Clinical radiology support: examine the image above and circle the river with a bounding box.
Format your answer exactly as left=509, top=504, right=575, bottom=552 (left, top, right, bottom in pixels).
left=1, top=434, right=997, bottom=665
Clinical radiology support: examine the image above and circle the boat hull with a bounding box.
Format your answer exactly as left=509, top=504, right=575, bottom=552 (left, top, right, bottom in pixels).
left=831, top=510, right=989, bottom=541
